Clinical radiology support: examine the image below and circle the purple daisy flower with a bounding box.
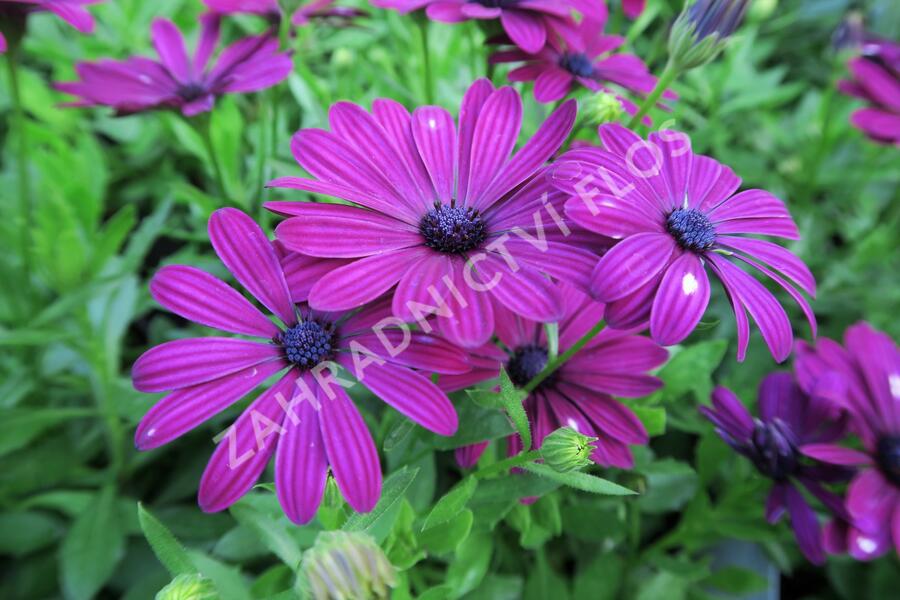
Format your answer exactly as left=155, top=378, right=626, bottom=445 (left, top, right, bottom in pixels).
left=838, top=39, right=900, bottom=146
left=699, top=373, right=850, bottom=564
left=132, top=208, right=470, bottom=524
left=203, top=0, right=364, bottom=27
left=267, top=78, right=598, bottom=349
left=553, top=123, right=817, bottom=362
left=0, top=0, right=102, bottom=52
left=54, top=15, right=292, bottom=116
left=793, top=323, right=900, bottom=560
left=447, top=284, right=668, bottom=470
left=489, top=18, right=670, bottom=108
left=373, top=0, right=584, bottom=54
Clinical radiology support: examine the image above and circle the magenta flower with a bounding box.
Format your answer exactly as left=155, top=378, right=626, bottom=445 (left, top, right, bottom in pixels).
left=268, top=78, right=597, bottom=349
left=553, top=123, right=816, bottom=362
left=54, top=15, right=292, bottom=116
left=449, top=285, right=668, bottom=470
left=489, top=18, right=669, bottom=107
left=373, top=0, right=584, bottom=54
left=699, top=373, right=850, bottom=564
left=202, top=0, right=280, bottom=20
left=621, top=0, right=644, bottom=19
left=132, top=208, right=470, bottom=524
left=0, top=0, right=102, bottom=52
left=838, top=39, right=900, bottom=146
left=203, top=0, right=364, bottom=26
left=793, top=323, right=900, bottom=560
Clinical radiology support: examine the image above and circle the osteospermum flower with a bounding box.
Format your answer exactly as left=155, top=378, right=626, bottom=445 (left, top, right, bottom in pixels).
left=837, top=39, right=900, bottom=146
left=54, top=15, right=292, bottom=116
left=793, top=323, right=900, bottom=559
left=449, top=285, right=668, bottom=470
left=553, top=123, right=817, bottom=362
left=489, top=18, right=670, bottom=108
left=373, top=0, right=585, bottom=54
left=268, top=78, right=598, bottom=348
left=203, top=0, right=364, bottom=27
left=132, top=208, right=470, bottom=523
left=699, top=373, right=850, bottom=564
left=0, top=0, right=102, bottom=52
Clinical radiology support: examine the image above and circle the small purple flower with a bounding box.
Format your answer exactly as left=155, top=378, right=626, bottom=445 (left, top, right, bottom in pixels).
left=838, top=39, right=900, bottom=146
left=373, top=0, right=585, bottom=54
left=132, top=208, right=470, bottom=524
left=449, top=285, right=668, bottom=470
left=0, top=0, right=103, bottom=52
left=203, top=0, right=365, bottom=27
left=54, top=15, right=292, bottom=116
left=793, top=323, right=900, bottom=560
left=699, top=373, right=850, bottom=564
left=489, top=18, right=671, bottom=109
left=267, top=79, right=597, bottom=349
left=553, top=123, right=817, bottom=362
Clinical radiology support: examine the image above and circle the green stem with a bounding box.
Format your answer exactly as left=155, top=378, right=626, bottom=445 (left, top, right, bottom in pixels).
left=471, top=449, right=541, bottom=480
left=523, top=319, right=606, bottom=393
left=6, top=53, right=32, bottom=279
left=417, top=19, right=434, bottom=104
left=197, top=116, right=228, bottom=203
left=627, top=61, right=678, bottom=129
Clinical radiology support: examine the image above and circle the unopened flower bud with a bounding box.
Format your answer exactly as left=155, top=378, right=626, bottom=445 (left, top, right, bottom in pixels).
left=156, top=574, right=217, bottom=600
left=583, top=92, right=624, bottom=126
left=541, top=427, right=597, bottom=473
left=300, top=532, right=397, bottom=600
left=668, top=0, right=750, bottom=71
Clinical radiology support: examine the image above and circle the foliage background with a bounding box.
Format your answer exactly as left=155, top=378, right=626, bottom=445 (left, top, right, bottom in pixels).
left=0, top=0, right=898, bottom=598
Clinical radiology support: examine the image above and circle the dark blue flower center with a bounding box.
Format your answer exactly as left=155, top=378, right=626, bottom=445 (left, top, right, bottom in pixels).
left=276, top=320, right=336, bottom=370
left=749, top=419, right=799, bottom=481
left=176, top=82, right=208, bottom=102
left=876, top=435, right=900, bottom=487
left=475, top=0, right=521, bottom=7
left=507, top=345, right=553, bottom=389
left=559, top=53, right=595, bottom=78
left=666, top=208, right=717, bottom=252
left=420, top=203, right=488, bottom=254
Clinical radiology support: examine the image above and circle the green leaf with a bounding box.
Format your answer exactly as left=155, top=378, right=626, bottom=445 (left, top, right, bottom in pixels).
left=342, top=467, right=418, bottom=541
left=703, top=566, right=769, bottom=595
left=632, top=406, right=666, bottom=437
left=499, top=368, right=531, bottom=450
left=0, top=510, right=62, bottom=557
left=188, top=551, right=252, bottom=600
left=419, top=509, right=474, bottom=555
left=0, top=408, right=95, bottom=458
left=637, top=459, right=699, bottom=513
left=422, top=476, right=478, bottom=532
left=524, top=463, right=636, bottom=496
left=229, top=501, right=303, bottom=569
left=524, top=550, right=570, bottom=600
left=137, top=503, right=196, bottom=577
left=652, top=340, right=728, bottom=404
left=60, top=486, right=125, bottom=600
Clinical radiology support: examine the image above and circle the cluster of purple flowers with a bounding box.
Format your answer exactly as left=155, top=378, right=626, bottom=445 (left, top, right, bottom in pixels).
left=16, top=0, right=897, bottom=565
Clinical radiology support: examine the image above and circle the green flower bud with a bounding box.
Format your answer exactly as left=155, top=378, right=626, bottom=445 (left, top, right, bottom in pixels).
left=300, top=532, right=397, bottom=600
left=541, top=427, right=598, bottom=473
left=668, top=0, right=750, bottom=71
left=156, top=574, right=217, bottom=600
left=583, top=92, right=625, bottom=126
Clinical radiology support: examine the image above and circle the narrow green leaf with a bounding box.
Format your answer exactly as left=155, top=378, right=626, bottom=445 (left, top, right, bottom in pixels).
left=229, top=501, right=303, bottom=569
left=188, top=551, right=253, bottom=600
left=422, top=476, right=478, bottom=531
left=0, top=408, right=95, bottom=457
left=499, top=368, right=531, bottom=450
left=342, top=467, right=419, bottom=536
left=633, top=406, right=667, bottom=437
left=60, top=486, right=125, bottom=600
left=137, top=503, right=195, bottom=577
left=524, top=463, right=636, bottom=496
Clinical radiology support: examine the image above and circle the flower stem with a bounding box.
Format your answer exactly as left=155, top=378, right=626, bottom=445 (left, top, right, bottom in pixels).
left=523, top=319, right=606, bottom=393
left=6, top=53, right=32, bottom=279
left=197, top=115, right=229, bottom=204
left=417, top=18, right=434, bottom=104
left=472, top=449, right=542, bottom=480
left=627, top=60, right=678, bottom=129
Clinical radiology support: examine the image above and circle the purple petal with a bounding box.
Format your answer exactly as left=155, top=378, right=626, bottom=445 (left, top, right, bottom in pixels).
left=45, top=2, right=97, bottom=33
left=464, top=87, right=522, bottom=207
left=411, top=106, right=457, bottom=204
left=688, top=154, right=741, bottom=212
left=198, top=373, right=296, bottom=512
left=785, top=485, right=825, bottom=565
left=564, top=193, right=663, bottom=240
left=347, top=331, right=471, bottom=375
left=800, top=444, right=872, bottom=466
left=558, top=383, right=647, bottom=444
left=280, top=253, right=352, bottom=303
left=371, top=98, right=435, bottom=209
left=276, top=381, right=329, bottom=524
left=318, top=383, right=382, bottom=513
left=590, top=232, right=675, bottom=302
left=501, top=9, right=546, bottom=54
left=455, top=442, right=489, bottom=469
left=193, top=14, right=221, bottom=74
left=719, top=236, right=816, bottom=296
left=309, top=248, right=427, bottom=312
left=151, top=265, right=279, bottom=338
left=648, top=130, right=693, bottom=207
left=482, top=256, right=564, bottom=322
left=392, top=253, right=453, bottom=321
left=339, top=357, right=458, bottom=436
left=708, top=386, right=754, bottom=439
left=496, top=239, right=597, bottom=292
left=649, top=253, right=711, bottom=346
left=151, top=19, right=190, bottom=82
left=457, top=79, right=495, bottom=205
left=533, top=68, right=573, bottom=104
left=436, top=260, right=496, bottom=348
left=208, top=208, right=295, bottom=326
left=133, top=338, right=282, bottom=393
left=766, top=483, right=787, bottom=523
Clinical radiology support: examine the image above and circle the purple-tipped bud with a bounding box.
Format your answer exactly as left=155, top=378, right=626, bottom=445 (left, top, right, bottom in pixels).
left=669, top=0, right=750, bottom=70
